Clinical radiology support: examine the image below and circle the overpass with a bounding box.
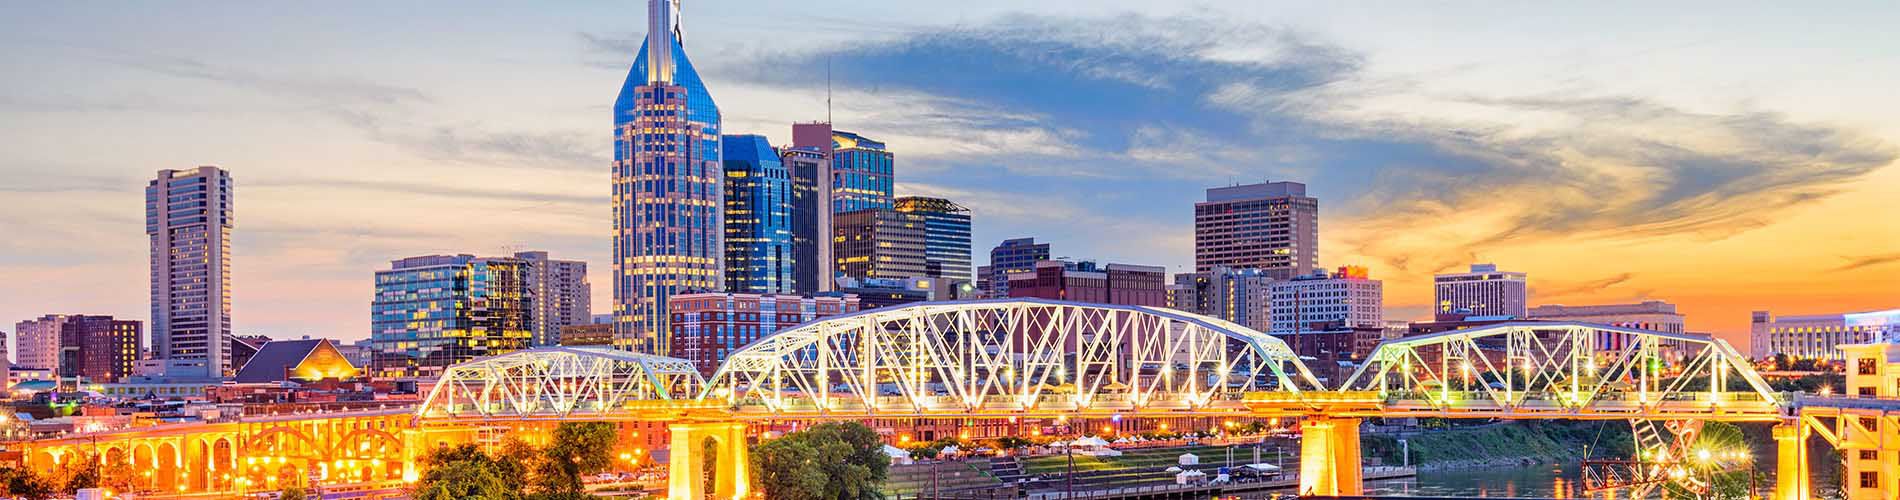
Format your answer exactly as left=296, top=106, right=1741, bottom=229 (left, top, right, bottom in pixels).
left=18, top=299, right=1895, bottom=499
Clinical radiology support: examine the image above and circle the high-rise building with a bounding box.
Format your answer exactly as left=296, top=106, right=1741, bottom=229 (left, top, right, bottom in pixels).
left=781, top=140, right=833, bottom=295
left=14, top=315, right=66, bottom=371
left=1170, top=267, right=1274, bottom=332
left=828, top=130, right=894, bottom=213
left=58, top=315, right=142, bottom=383
left=833, top=209, right=927, bottom=281
left=1269, top=266, right=1384, bottom=335
left=1530, top=300, right=1685, bottom=350
left=1751, top=308, right=1898, bottom=362
left=983, top=238, right=1051, bottom=298
left=514, top=251, right=591, bottom=347
left=668, top=293, right=861, bottom=376
left=1194, top=182, right=1318, bottom=280
left=1007, top=260, right=1167, bottom=307
left=371, top=255, right=533, bottom=379
left=722, top=134, right=795, bottom=294
left=893, top=196, right=973, bottom=285
left=613, top=0, right=724, bottom=355
left=1434, top=263, right=1528, bottom=320
left=147, top=166, right=235, bottom=374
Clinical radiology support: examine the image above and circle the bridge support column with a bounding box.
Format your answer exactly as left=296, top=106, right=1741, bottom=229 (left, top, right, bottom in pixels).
left=667, top=422, right=750, bottom=500
left=1774, top=422, right=1810, bottom=500
left=1299, top=416, right=1363, bottom=496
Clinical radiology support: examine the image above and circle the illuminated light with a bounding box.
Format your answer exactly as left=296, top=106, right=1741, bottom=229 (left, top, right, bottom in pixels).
left=1696, top=449, right=1711, bottom=462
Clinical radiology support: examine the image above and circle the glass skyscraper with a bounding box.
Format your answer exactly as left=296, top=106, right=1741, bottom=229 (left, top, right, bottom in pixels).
left=371, top=255, right=533, bottom=379
left=146, top=166, right=234, bottom=375
left=829, top=130, right=894, bottom=213
left=612, top=0, right=723, bottom=355
left=893, top=196, right=973, bottom=285
left=722, top=134, right=795, bottom=294
left=782, top=145, right=833, bottom=294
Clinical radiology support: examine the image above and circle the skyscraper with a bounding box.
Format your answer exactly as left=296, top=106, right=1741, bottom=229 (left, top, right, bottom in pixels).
left=1433, top=263, right=1528, bottom=320
left=371, top=255, right=533, bottom=379
left=796, top=128, right=893, bottom=213
left=613, top=0, right=723, bottom=355
left=147, top=166, right=234, bottom=374
left=1171, top=267, right=1274, bottom=332
left=893, top=196, right=973, bottom=285
left=1194, top=182, right=1318, bottom=280
left=722, top=134, right=795, bottom=294
left=781, top=143, right=833, bottom=294
left=983, top=238, right=1051, bottom=298
left=833, top=209, right=927, bottom=280
left=514, top=251, right=591, bottom=347
left=58, top=315, right=142, bottom=383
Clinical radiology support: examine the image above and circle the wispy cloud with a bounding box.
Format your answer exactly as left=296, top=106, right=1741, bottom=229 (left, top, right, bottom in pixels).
left=1834, top=253, right=1900, bottom=271
left=1532, top=273, right=1635, bottom=299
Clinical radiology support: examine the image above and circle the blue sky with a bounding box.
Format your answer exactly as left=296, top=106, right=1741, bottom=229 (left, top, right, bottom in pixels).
left=3, top=1, right=1898, bottom=347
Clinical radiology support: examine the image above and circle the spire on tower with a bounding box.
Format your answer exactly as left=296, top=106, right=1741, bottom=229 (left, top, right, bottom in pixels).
left=645, top=0, right=680, bottom=84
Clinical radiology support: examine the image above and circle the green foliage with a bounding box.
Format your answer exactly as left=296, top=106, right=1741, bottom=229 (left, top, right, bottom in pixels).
left=1767, top=373, right=1845, bottom=393
left=412, top=422, right=621, bottom=500
left=54, top=454, right=99, bottom=493
left=0, top=467, right=56, bottom=500
left=531, top=422, right=619, bottom=498
left=413, top=444, right=521, bottom=500
left=280, top=485, right=310, bottom=500
left=752, top=422, right=891, bottom=500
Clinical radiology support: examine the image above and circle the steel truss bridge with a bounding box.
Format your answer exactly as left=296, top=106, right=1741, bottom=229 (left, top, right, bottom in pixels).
left=19, top=299, right=1890, bottom=500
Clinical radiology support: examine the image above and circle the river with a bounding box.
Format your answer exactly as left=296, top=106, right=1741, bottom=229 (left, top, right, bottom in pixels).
left=1351, top=463, right=1842, bottom=499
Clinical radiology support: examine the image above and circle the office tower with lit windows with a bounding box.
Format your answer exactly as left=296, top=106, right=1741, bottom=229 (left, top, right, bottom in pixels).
left=371, top=254, right=533, bottom=379
left=1006, top=260, right=1167, bottom=307
left=667, top=292, right=861, bottom=376
left=792, top=126, right=893, bottom=213
left=982, top=238, right=1051, bottom=298
left=1171, top=266, right=1274, bottom=332
left=1194, top=181, right=1319, bottom=280
left=613, top=0, right=724, bottom=355
left=59, top=315, right=142, bottom=383
left=147, top=166, right=235, bottom=375
left=1433, top=263, right=1528, bottom=320
left=513, top=251, right=591, bottom=347
left=833, top=209, right=927, bottom=280
left=893, top=196, right=973, bottom=285
left=1269, top=266, right=1384, bottom=335
left=782, top=138, right=834, bottom=294
left=722, top=134, right=796, bottom=294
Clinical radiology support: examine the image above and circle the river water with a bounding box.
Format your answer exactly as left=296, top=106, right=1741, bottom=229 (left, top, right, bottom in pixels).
left=1354, top=464, right=1841, bottom=499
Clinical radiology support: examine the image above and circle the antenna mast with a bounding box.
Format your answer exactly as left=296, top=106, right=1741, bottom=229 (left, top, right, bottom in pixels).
left=826, top=57, right=833, bottom=123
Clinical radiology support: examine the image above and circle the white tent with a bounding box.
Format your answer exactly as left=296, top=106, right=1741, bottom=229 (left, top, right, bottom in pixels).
left=1047, top=440, right=1069, bottom=447
left=1243, top=463, right=1281, bottom=472
left=939, top=445, right=961, bottom=455
left=1164, top=466, right=1184, bottom=473
left=1174, top=469, right=1207, bottom=484
left=1178, top=453, right=1200, bottom=465
left=882, top=445, right=913, bottom=465
left=1073, top=436, right=1111, bottom=448
left=1079, top=448, right=1122, bottom=457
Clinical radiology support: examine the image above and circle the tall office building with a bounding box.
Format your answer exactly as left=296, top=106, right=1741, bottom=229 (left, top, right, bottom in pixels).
left=1194, top=182, right=1318, bottom=280
left=793, top=125, right=893, bottom=213
left=146, top=166, right=235, bottom=374
left=893, top=196, right=973, bottom=285
left=371, top=255, right=533, bottom=379
left=722, top=134, right=795, bottom=294
left=1268, top=266, right=1384, bottom=335
left=514, top=251, right=591, bottom=347
left=833, top=209, right=928, bottom=281
left=58, top=315, right=142, bottom=383
left=1171, top=267, right=1274, bottom=332
left=781, top=140, right=833, bottom=295
left=983, top=238, right=1051, bottom=298
left=1433, top=263, right=1528, bottom=320
left=613, top=0, right=724, bottom=355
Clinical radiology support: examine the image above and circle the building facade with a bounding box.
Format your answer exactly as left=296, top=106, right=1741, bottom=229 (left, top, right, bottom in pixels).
left=513, top=251, right=591, bottom=347
left=833, top=209, right=927, bottom=281
left=834, top=276, right=942, bottom=309
left=1193, top=182, right=1318, bottom=279
left=1529, top=300, right=1685, bottom=351
left=147, top=166, right=235, bottom=374
left=371, top=255, right=533, bottom=378
left=722, top=134, right=796, bottom=294
left=1170, top=267, right=1274, bottom=332
left=1751, top=308, right=1898, bottom=362
left=827, top=130, right=894, bottom=213
left=668, top=293, right=860, bottom=376
left=1434, top=263, right=1528, bottom=321
left=14, top=315, right=66, bottom=371
left=982, top=238, right=1051, bottom=298
left=613, top=0, right=724, bottom=355
left=1268, top=266, right=1384, bottom=335
left=558, top=323, right=616, bottom=347
left=893, top=196, right=973, bottom=286
left=1007, top=260, right=1167, bottom=307
left=781, top=138, right=833, bottom=295
left=15, top=315, right=140, bottom=383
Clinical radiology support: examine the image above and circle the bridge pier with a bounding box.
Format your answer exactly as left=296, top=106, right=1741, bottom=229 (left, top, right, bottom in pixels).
left=667, top=422, right=750, bottom=500
left=1298, top=416, right=1363, bottom=496
left=1774, top=422, right=1810, bottom=500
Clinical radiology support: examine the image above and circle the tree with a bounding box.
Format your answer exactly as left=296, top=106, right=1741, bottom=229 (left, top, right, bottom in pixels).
left=279, top=485, right=310, bottom=500
left=54, top=453, right=98, bottom=493
left=530, top=422, right=618, bottom=499
left=0, top=467, right=56, bottom=500
left=411, top=444, right=520, bottom=500
left=752, top=422, right=891, bottom=500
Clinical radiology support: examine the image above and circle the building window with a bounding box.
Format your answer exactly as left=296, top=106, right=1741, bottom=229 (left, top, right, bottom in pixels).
left=1859, top=358, right=1878, bottom=375
left=1860, top=450, right=1878, bottom=460
left=1861, top=471, right=1879, bottom=489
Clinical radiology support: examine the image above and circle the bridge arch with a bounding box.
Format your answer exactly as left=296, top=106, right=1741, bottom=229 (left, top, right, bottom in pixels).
left=704, top=298, right=1325, bottom=415
left=418, top=346, right=707, bottom=419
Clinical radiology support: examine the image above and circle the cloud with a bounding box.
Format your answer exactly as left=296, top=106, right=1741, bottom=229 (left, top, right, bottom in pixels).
left=1532, top=273, right=1634, bottom=299
left=1834, top=253, right=1900, bottom=271
left=249, top=177, right=603, bottom=206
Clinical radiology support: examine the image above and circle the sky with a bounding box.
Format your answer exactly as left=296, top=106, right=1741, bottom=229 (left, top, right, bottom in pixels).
left=3, top=1, right=1898, bottom=353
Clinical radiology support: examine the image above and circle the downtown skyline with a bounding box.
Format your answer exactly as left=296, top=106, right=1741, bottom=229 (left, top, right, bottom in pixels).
left=4, top=2, right=1900, bottom=351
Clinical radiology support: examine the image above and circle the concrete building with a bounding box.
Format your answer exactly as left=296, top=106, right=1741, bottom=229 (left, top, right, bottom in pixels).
left=147, top=166, right=235, bottom=374
left=59, top=315, right=142, bottom=383
left=612, top=0, right=724, bottom=355
left=1753, top=308, right=1899, bottom=362
left=1007, top=260, right=1167, bottom=307
left=668, top=293, right=860, bottom=376
left=1194, top=182, right=1318, bottom=280
left=780, top=134, right=833, bottom=295
left=371, top=254, right=533, bottom=379
left=834, top=276, right=943, bottom=309
left=14, top=315, right=66, bottom=371
left=833, top=209, right=927, bottom=280
left=981, top=238, right=1051, bottom=298
left=893, top=196, right=974, bottom=286
left=1170, top=267, right=1274, bottom=332
left=558, top=323, right=616, bottom=347
left=1837, top=334, right=1900, bottom=497
left=1269, top=266, right=1384, bottom=335
left=1434, top=263, right=1527, bottom=321
left=514, top=251, right=591, bottom=347
left=1530, top=300, right=1685, bottom=351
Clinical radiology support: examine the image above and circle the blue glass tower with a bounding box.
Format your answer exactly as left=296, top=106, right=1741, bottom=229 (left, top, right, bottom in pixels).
left=830, top=130, right=894, bottom=213
left=612, top=0, right=723, bottom=355
left=722, top=134, right=795, bottom=294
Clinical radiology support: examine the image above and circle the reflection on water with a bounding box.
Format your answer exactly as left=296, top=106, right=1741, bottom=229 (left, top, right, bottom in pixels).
left=1364, top=464, right=1635, bottom=499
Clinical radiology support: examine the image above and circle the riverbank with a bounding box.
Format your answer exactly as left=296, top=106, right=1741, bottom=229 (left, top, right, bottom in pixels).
left=1362, top=420, right=1633, bottom=472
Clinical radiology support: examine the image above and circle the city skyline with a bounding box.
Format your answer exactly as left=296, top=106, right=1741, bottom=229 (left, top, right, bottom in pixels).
left=5, top=2, right=1900, bottom=351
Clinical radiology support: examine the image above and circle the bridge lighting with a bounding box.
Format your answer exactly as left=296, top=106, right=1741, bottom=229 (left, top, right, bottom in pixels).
left=1696, top=449, right=1711, bottom=462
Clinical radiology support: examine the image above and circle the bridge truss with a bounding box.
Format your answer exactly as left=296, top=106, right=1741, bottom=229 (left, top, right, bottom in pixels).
left=702, top=299, right=1328, bottom=417
left=417, top=346, right=717, bottom=419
